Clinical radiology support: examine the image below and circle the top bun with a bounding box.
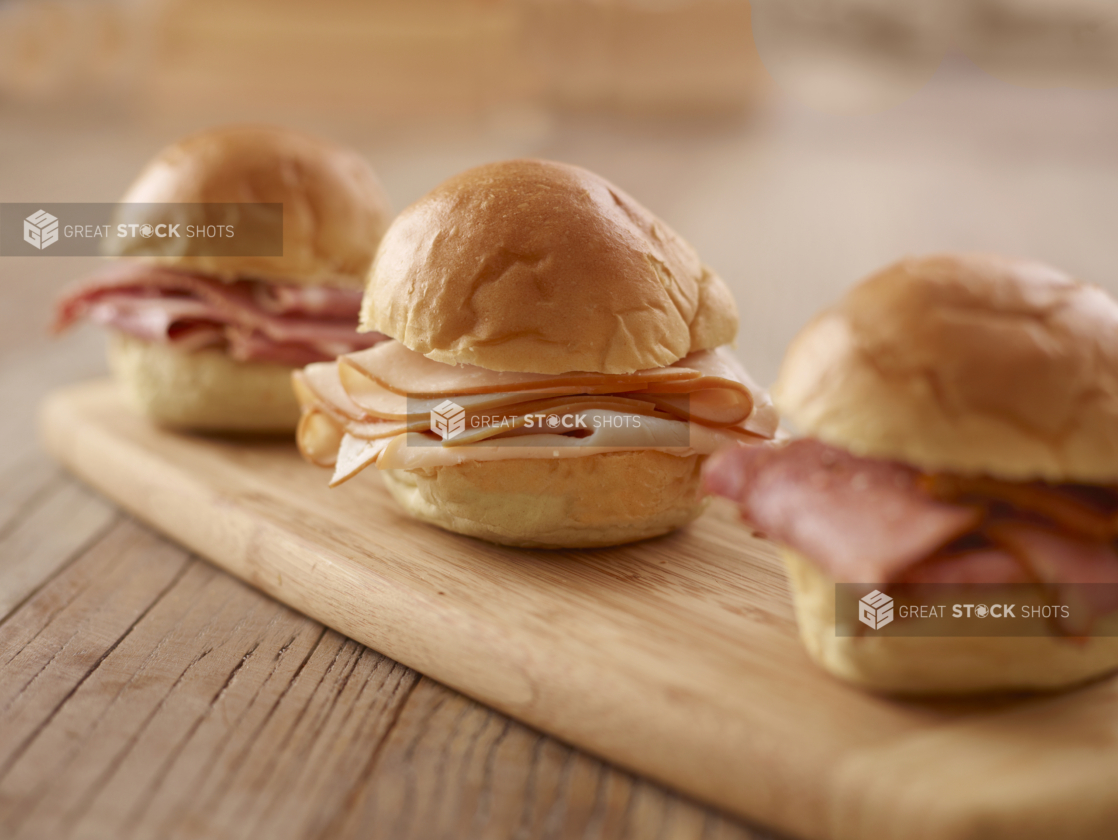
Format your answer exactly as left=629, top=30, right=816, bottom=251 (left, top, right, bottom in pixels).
left=774, top=253, right=1118, bottom=483
left=360, top=159, right=737, bottom=374
left=112, top=125, right=391, bottom=289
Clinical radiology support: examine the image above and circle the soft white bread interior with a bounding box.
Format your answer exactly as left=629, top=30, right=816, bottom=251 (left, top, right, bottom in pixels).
left=361, top=159, right=738, bottom=375
left=110, top=125, right=392, bottom=289
left=108, top=333, right=301, bottom=432
left=380, top=451, right=709, bottom=548
left=783, top=548, right=1118, bottom=695
left=774, top=253, right=1118, bottom=483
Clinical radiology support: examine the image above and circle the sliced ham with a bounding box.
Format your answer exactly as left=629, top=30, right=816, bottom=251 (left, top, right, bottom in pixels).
left=987, top=521, right=1118, bottom=622
left=924, top=474, right=1118, bottom=541
left=252, top=283, right=364, bottom=318
left=895, top=549, right=1033, bottom=585
left=706, top=437, right=1118, bottom=629
left=703, top=439, right=981, bottom=584
left=223, top=328, right=341, bottom=367
left=85, top=293, right=217, bottom=342
left=54, top=262, right=385, bottom=366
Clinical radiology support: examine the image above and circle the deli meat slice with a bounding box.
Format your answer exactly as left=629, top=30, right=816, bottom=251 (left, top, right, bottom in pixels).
left=703, top=439, right=981, bottom=584
left=986, top=521, right=1118, bottom=619
left=342, top=339, right=704, bottom=396
left=340, top=341, right=763, bottom=428
left=895, top=549, right=1033, bottom=585
left=252, top=283, right=364, bottom=317
left=54, top=262, right=385, bottom=365
left=924, top=474, right=1118, bottom=541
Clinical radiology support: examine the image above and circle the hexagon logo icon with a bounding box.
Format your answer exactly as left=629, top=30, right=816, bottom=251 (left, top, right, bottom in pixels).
left=24, top=210, right=59, bottom=250
left=430, top=399, right=466, bottom=441
left=858, top=590, right=894, bottom=630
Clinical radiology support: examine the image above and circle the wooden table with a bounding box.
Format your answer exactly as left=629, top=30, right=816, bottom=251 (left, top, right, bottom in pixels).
left=2, top=66, right=1116, bottom=839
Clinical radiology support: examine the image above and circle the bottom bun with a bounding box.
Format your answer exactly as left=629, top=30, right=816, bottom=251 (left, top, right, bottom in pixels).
left=108, top=332, right=300, bottom=432
left=783, top=548, right=1118, bottom=695
left=380, top=451, right=708, bottom=548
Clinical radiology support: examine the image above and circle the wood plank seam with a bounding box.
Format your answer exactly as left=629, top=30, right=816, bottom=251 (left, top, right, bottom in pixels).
left=317, top=657, right=438, bottom=840
left=0, top=494, right=121, bottom=637
left=319, top=668, right=421, bottom=839
left=240, top=639, right=367, bottom=819
left=116, top=638, right=265, bottom=835
left=145, top=621, right=333, bottom=838
left=55, top=641, right=223, bottom=834
left=0, top=509, right=123, bottom=660
left=0, top=521, right=185, bottom=717
left=241, top=641, right=374, bottom=833
left=266, top=655, right=420, bottom=840
left=118, top=608, right=299, bottom=835
left=0, top=463, right=63, bottom=545
left=55, top=625, right=259, bottom=835
left=0, top=546, right=194, bottom=786
left=41, top=568, right=263, bottom=833
left=394, top=689, right=455, bottom=838
left=172, top=624, right=333, bottom=831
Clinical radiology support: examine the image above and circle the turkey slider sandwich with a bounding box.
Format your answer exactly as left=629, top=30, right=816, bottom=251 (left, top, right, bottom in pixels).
left=54, top=125, right=392, bottom=432
left=704, top=254, right=1118, bottom=694
left=294, top=159, right=778, bottom=548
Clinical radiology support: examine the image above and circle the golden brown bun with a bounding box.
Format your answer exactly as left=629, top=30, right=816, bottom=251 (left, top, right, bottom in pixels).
left=111, top=125, right=391, bottom=289
left=361, top=159, right=737, bottom=374
left=108, top=333, right=300, bottom=432
left=380, top=451, right=708, bottom=548
left=774, top=253, right=1118, bottom=482
left=783, top=549, right=1118, bottom=695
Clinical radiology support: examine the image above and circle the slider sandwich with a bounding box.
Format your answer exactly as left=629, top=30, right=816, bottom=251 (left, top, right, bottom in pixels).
left=294, top=159, right=778, bottom=548
left=705, top=254, right=1118, bottom=694
left=54, top=125, right=392, bottom=431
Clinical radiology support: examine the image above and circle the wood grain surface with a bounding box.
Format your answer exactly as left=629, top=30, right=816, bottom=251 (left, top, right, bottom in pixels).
left=0, top=447, right=773, bottom=840
left=35, top=380, right=1118, bottom=840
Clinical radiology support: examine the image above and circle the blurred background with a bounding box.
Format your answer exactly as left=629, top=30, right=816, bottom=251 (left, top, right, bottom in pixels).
left=2, top=0, right=1117, bottom=402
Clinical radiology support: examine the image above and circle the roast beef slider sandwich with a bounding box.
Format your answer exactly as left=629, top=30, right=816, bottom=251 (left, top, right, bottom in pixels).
left=704, top=254, right=1118, bottom=694
left=294, top=159, right=778, bottom=548
left=54, top=125, right=392, bottom=432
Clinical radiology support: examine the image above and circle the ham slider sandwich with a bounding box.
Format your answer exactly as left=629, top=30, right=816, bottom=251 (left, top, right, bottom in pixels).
left=705, top=254, right=1118, bottom=694
left=294, top=159, right=778, bottom=548
left=54, top=125, right=392, bottom=432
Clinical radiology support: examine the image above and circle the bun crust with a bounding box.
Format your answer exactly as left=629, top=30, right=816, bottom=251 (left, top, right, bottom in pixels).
left=361, top=159, right=737, bottom=374
left=380, top=451, right=709, bottom=548
left=108, top=333, right=300, bottom=432
left=112, top=125, right=391, bottom=289
left=774, top=253, right=1118, bottom=482
left=783, top=548, right=1118, bottom=694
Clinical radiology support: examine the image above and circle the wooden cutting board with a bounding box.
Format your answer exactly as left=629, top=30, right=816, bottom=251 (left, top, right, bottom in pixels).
left=39, top=380, right=1118, bottom=840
